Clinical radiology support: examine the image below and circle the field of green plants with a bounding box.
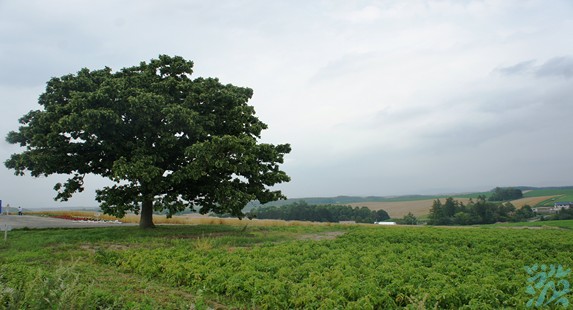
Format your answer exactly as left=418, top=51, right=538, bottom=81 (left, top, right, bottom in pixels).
left=489, top=219, right=573, bottom=230
left=1, top=223, right=572, bottom=309
left=524, top=188, right=573, bottom=206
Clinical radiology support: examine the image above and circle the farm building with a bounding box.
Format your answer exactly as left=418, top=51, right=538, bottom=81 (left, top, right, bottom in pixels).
left=532, top=207, right=556, bottom=214
left=532, top=202, right=572, bottom=214
left=554, top=202, right=573, bottom=209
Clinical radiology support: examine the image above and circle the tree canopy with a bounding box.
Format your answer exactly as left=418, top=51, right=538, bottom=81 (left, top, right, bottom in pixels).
left=5, top=55, right=291, bottom=228
left=488, top=187, right=523, bottom=201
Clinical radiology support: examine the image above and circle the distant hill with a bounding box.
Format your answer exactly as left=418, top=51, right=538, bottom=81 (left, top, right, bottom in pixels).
left=21, top=186, right=573, bottom=215
left=246, top=195, right=435, bottom=210
left=516, top=186, right=573, bottom=191
left=247, top=193, right=485, bottom=211
left=248, top=186, right=573, bottom=212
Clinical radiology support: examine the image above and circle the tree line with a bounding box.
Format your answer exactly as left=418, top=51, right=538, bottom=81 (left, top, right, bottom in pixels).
left=429, top=196, right=534, bottom=225
left=250, top=201, right=390, bottom=223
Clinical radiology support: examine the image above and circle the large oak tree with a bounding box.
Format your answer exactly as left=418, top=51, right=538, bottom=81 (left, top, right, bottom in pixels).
left=5, top=55, right=291, bottom=228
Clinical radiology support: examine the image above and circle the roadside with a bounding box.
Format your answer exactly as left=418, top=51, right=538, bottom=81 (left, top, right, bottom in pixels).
left=0, top=214, right=135, bottom=229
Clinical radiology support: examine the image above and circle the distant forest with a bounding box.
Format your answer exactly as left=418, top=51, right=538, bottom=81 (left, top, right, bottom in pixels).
left=250, top=201, right=390, bottom=223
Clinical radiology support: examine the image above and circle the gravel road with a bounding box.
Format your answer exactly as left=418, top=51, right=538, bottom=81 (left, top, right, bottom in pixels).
left=0, top=214, right=134, bottom=229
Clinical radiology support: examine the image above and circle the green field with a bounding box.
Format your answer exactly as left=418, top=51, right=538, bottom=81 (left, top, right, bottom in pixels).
left=487, top=219, right=573, bottom=230
left=2, top=223, right=573, bottom=309
left=523, top=189, right=573, bottom=207
left=523, top=189, right=573, bottom=198
left=523, top=189, right=573, bottom=206
left=538, top=195, right=573, bottom=207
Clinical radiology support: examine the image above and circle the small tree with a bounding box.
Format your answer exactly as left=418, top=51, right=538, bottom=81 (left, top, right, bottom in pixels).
left=497, top=201, right=516, bottom=222
left=512, top=205, right=535, bottom=222
left=556, top=207, right=573, bottom=220
left=374, top=209, right=390, bottom=222
left=472, top=195, right=497, bottom=224
left=5, top=55, right=291, bottom=228
left=453, top=212, right=473, bottom=225
left=429, top=199, right=451, bottom=225
left=400, top=212, right=418, bottom=225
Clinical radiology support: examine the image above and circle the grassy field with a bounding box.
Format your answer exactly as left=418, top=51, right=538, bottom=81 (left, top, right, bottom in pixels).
left=523, top=189, right=573, bottom=206
left=523, top=188, right=573, bottom=198
left=537, top=194, right=573, bottom=207
left=1, top=219, right=573, bottom=309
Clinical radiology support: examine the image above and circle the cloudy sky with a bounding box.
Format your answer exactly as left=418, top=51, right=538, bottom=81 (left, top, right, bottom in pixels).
left=1, top=0, right=573, bottom=208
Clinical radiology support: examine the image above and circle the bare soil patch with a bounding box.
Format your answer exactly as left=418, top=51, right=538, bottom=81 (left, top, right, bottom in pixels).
left=166, top=232, right=256, bottom=239
left=297, top=231, right=345, bottom=241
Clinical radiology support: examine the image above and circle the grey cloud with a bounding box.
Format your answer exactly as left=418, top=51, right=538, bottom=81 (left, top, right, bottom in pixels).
left=496, top=56, right=573, bottom=79
left=426, top=83, right=573, bottom=149
left=369, top=79, right=573, bottom=155
left=309, top=52, right=379, bottom=84
left=535, top=56, right=573, bottom=78
left=495, top=60, right=536, bottom=76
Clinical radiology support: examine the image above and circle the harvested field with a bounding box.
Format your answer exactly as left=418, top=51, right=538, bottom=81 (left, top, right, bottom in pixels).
left=509, top=195, right=559, bottom=208
left=348, top=198, right=473, bottom=218
left=350, top=195, right=560, bottom=218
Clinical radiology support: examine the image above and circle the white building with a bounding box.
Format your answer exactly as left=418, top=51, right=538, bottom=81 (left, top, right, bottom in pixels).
left=554, top=202, right=573, bottom=210
left=533, top=202, right=572, bottom=214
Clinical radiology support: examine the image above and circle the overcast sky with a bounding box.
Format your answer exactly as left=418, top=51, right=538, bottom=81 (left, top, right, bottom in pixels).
left=1, top=0, right=573, bottom=208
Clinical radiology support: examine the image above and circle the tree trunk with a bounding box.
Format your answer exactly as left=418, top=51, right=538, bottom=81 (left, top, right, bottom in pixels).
left=140, top=196, right=156, bottom=229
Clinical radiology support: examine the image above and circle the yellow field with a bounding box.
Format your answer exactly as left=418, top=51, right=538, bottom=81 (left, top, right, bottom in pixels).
left=347, top=198, right=471, bottom=218
left=508, top=195, right=558, bottom=208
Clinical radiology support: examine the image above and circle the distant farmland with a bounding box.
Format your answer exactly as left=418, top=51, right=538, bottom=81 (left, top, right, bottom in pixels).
left=348, top=198, right=473, bottom=218
left=510, top=195, right=559, bottom=208
left=265, top=187, right=573, bottom=219
left=349, top=195, right=560, bottom=218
